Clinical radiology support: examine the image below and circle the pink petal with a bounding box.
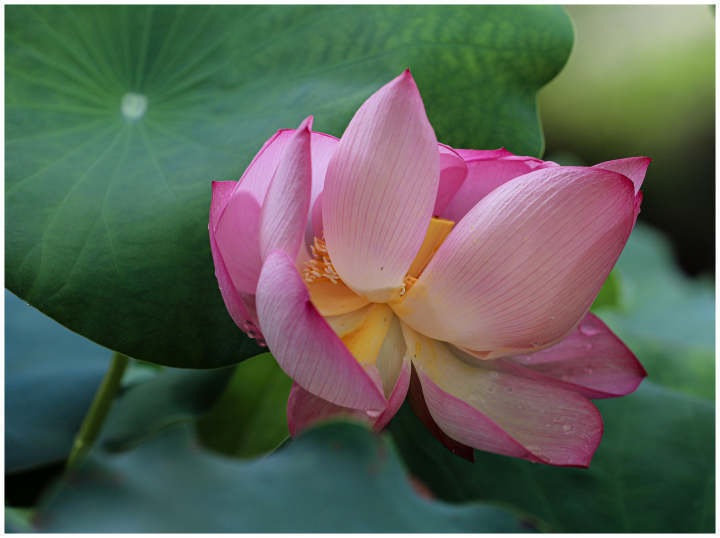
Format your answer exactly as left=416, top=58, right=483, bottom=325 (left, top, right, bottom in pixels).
left=235, top=290, right=261, bottom=336
left=214, top=189, right=263, bottom=294
left=256, top=250, right=386, bottom=410
left=372, top=357, right=411, bottom=431
left=215, top=127, right=338, bottom=294
left=259, top=117, right=313, bottom=261
left=395, top=166, right=636, bottom=353
left=287, top=358, right=409, bottom=436
left=405, top=326, right=603, bottom=467
left=286, top=383, right=365, bottom=436
left=310, top=192, right=324, bottom=240
left=235, top=128, right=338, bottom=206
left=594, top=157, right=650, bottom=195
left=216, top=127, right=338, bottom=287
left=633, top=190, right=644, bottom=227
left=213, top=133, right=286, bottom=288
left=322, top=70, right=439, bottom=301
left=209, top=182, right=261, bottom=338
left=287, top=309, right=410, bottom=436
left=454, top=147, right=515, bottom=160
left=306, top=133, right=338, bottom=205
left=309, top=145, right=457, bottom=240
left=454, top=147, right=557, bottom=171
left=442, top=150, right=557, bottom=222
left=595, top=157, right=649, bottom=228
left=508, top=313, right=647, bottom=399
left=434, top=144, right=468, bottom=216
left=286, top=358, right=410, bottom=436
left=209, top=180, right=235, bottom=229
left=406, top=364, right=475, bottom=461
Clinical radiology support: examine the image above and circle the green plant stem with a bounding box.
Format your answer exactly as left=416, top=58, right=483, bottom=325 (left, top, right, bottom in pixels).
left=66, top=352, right=129, bottom=468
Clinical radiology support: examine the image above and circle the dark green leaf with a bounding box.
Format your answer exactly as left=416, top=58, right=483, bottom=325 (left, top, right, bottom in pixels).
left=5, top=290, right=110, bottom=473
left=99, top=366, right=234, bottom=452
left=35, top=423, right=528, bottom=532
left=6, top=5, right=573, bottom=367
left=196, top=353, right=292, bottom=459
left=389, top=382, right=715, bottom=532
left=5, top=463, right=65, bottom=510
left=590, top=270, right=620, bottom=310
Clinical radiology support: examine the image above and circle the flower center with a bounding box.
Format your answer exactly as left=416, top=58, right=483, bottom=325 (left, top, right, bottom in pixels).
left=303, top=237, right=339, bottom=284
left=303, top=217, right=455, bottom=314
left=303, top=238, right=368, bottom=316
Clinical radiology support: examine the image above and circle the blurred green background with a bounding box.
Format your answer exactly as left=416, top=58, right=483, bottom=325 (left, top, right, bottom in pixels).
left=540, top=5, right=715, bottom=277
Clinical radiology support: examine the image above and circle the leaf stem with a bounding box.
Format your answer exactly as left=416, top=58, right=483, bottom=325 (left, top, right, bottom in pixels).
left=66, top=352, right=129, bottom=468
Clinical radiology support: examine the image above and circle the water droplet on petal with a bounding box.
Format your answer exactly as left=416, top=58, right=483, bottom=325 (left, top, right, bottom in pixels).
left=562, top=424, right=573, bottom=433
left=366, top=409, right=381, bottom=419
left=579, top=320, right=602, bottom=336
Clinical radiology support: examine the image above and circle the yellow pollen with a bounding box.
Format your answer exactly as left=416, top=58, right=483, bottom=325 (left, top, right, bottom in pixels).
left=303, top=237, right=340, bottom=284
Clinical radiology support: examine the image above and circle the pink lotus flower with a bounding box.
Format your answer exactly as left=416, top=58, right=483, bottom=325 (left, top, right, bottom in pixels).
left=209, top=70, right=648, bottom=467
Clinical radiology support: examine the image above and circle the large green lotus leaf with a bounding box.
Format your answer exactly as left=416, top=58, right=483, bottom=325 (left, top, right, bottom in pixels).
left=594, top=224, right=714, bottom=399
left=5, top=290, right=110, bottom=473
left=196, top=353, right=292, bottom=459
left=388, top=382, right=715, bottom=532
left=6, top=5, right=573, bottom=367
left=33, top=423, right=528, bottom=532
